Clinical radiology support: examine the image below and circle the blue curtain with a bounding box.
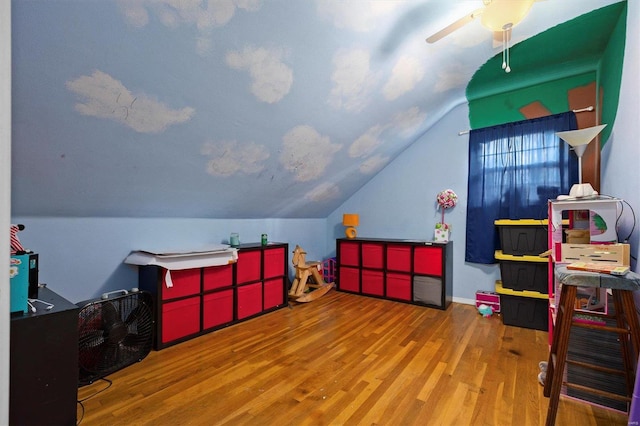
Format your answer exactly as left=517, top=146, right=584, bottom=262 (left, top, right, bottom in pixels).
left=465, top=112, right=578, bottom=264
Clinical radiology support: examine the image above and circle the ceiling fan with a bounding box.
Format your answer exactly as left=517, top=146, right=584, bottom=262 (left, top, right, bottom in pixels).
left=425, top=0, right=542, bottom=72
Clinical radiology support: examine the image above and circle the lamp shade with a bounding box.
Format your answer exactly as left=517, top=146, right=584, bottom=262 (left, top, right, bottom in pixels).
left=342, top=214, right=359, bottom=227
left=556, top=123, right=607, bottom=191
left=556, top=124, right=607, bottom=157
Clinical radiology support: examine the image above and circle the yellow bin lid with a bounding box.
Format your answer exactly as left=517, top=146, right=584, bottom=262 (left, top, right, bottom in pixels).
left=495, top=280, right=548, bottom=300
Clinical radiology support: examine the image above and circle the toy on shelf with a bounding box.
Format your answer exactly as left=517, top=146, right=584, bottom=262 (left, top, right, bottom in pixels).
left=289, top=245, right=335, bottom=303
left=10, top=224, right=28, bottom=255
left=322, top=257, right=336, bottom=283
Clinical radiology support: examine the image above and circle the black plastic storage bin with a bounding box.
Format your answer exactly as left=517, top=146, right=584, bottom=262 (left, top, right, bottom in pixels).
left=495, top=251, right=548, bottom=294
left=495, top=219, right=548, bottom=256
left=496, top=281, right=548, bottom=331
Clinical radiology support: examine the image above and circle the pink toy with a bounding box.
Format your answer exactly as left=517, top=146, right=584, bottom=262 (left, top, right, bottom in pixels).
left=477, top=303, right=495, bottom=317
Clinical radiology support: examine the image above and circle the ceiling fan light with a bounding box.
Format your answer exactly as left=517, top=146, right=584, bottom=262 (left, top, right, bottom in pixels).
left=480, top=0, right=535, bottom=31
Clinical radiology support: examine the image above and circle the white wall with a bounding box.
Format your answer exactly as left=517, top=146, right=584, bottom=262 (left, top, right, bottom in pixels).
left=601, top=0, right=640, bottom=271
left=11, top=216, right=328, bottom=303
left=1, top=0, right=10, bottom=422
left=327, top=101, right=500, bottom=304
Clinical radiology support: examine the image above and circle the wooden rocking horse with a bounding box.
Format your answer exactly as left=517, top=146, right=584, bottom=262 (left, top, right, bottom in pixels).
left=289, top=245, right=335, bottom=303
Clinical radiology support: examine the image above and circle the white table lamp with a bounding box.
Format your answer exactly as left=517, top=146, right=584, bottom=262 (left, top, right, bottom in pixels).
left=556, top=124, right=607, bottom=198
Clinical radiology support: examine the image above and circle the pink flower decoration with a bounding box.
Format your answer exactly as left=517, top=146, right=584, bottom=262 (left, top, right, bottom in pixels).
left=436, top=189, right=458, bottom=210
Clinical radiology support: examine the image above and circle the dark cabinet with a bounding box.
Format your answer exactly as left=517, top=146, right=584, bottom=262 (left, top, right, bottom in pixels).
left=10, top=287, right=79, bottom=426
left=336, top=238, right=453, bottom=310
left=139, top=243, right=288, bottom=350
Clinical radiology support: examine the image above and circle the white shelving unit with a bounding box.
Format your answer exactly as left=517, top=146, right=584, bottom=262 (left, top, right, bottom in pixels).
left=547, top=196, right=622, bottom=342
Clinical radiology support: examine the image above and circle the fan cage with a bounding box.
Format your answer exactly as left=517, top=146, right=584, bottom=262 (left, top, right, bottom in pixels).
left=78, top=290, right=153, bottom=387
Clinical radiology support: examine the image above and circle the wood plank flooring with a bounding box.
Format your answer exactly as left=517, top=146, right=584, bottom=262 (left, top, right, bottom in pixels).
left=77, top=291, right=628, bottom=425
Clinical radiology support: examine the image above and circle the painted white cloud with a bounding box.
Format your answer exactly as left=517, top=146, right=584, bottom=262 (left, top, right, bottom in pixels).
left=119, top=0, right=262, bottom=28
left=316, top=0, right=401, bottom=32
left=226, top=47, right=293, bottom=104
left=328, top=48, right=379, bottom=112
left=434, top=63, right=471, bottom=93
left=451, top=25, right=493, bottom=49
left=360, top=154, right=389, bottom=175
left=201, top=139, right=270, bottom=177
left=118, top=0, right=263, bottom=55
left=280, top=125, right=342, bottom=182
left=349, top=124, right=387, bottom=159
left=348, top=106, right=426, bottom=163
left=305, top=182, right=341, bottom=202
left=383, top=56, right=425, bottom=101
left=66, top=70, right=195, bottom=134
left=392, top=107, right=427, bottom=137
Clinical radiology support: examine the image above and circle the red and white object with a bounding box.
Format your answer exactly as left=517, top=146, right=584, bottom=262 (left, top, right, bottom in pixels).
left=10, top=224, right=25, bottom=254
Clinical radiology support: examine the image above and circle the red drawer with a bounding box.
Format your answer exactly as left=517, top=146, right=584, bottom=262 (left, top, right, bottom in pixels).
left=264, top=278, right=284, bottom=309
left=161, top=268, right=201, bottom=300
left=386, top=272, right=411, bottom=301
left=339, top=266, right=360, bottom=292
left=339, top=242, right=360, bottom=267
left=161, top=296, right=201, bottom=343
left=237, top=283, right=263, bottom=319
left=362, top=243, right=384, bottom=269
left=414, top=246, right=443, bottom=276
left=203, top=289, right=234, bottom=329
left=237, top=250, right=262, bottom=284
left=203, top=264, right=233, bottom=291
left=264, top=247, right=285, bottom=279
left=387, top=245, right=411, bottom=272
left=362, top=269, right=384, bottom=296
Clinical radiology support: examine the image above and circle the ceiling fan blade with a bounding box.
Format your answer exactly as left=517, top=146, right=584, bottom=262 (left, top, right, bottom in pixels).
left=426, top=9, right=483, bottom=44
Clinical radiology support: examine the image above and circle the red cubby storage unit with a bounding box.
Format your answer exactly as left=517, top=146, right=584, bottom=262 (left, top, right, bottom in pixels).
left=162, top=297, right=201, bottom=344
left=362, top=269, right=384, bottom=296
left=338, top=266, right=360, bottom=292
left=203, top=289, right=234, bottom=329
left=203, top=264, right=233, bottom=291
left=386, top=244, right=411, bottom=272
left=339, top=241, right=360, bottom=266
left=138, top=242, right=288, bottom=350
left=161, top=268, right=201, bottom=299
left=414, top=246, right=443, bottom=276
left=264, top=248, right=285, bottom=279
left=237, top=282, right=263, bottom=320
left=386, top=272, right=411, bottom=301
left=236, top=249, right=262, bottom=284
left=264, top=277, right=285, bottom=309
left=336, top=238, right=452, bottom=310
left=362, top=243, right=384, bottom=269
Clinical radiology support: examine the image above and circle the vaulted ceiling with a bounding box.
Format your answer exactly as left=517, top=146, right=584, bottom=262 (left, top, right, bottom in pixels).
left=11, top=0, right=625, bottom=218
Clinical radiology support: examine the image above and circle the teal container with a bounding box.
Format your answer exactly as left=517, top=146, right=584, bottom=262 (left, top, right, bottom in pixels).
left=10, top=254, right=31, bottom=314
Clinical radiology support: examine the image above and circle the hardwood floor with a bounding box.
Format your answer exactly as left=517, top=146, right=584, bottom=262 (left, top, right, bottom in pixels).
left=77, top=291, right=628, bottom=425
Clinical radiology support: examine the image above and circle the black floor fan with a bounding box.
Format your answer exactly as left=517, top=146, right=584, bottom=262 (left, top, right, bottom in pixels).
left=77, top=289, right=154, bottom=386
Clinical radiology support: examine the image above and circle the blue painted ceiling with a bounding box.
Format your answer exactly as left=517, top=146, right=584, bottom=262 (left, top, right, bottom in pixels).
left=11, top=0, right=622, bottom=218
